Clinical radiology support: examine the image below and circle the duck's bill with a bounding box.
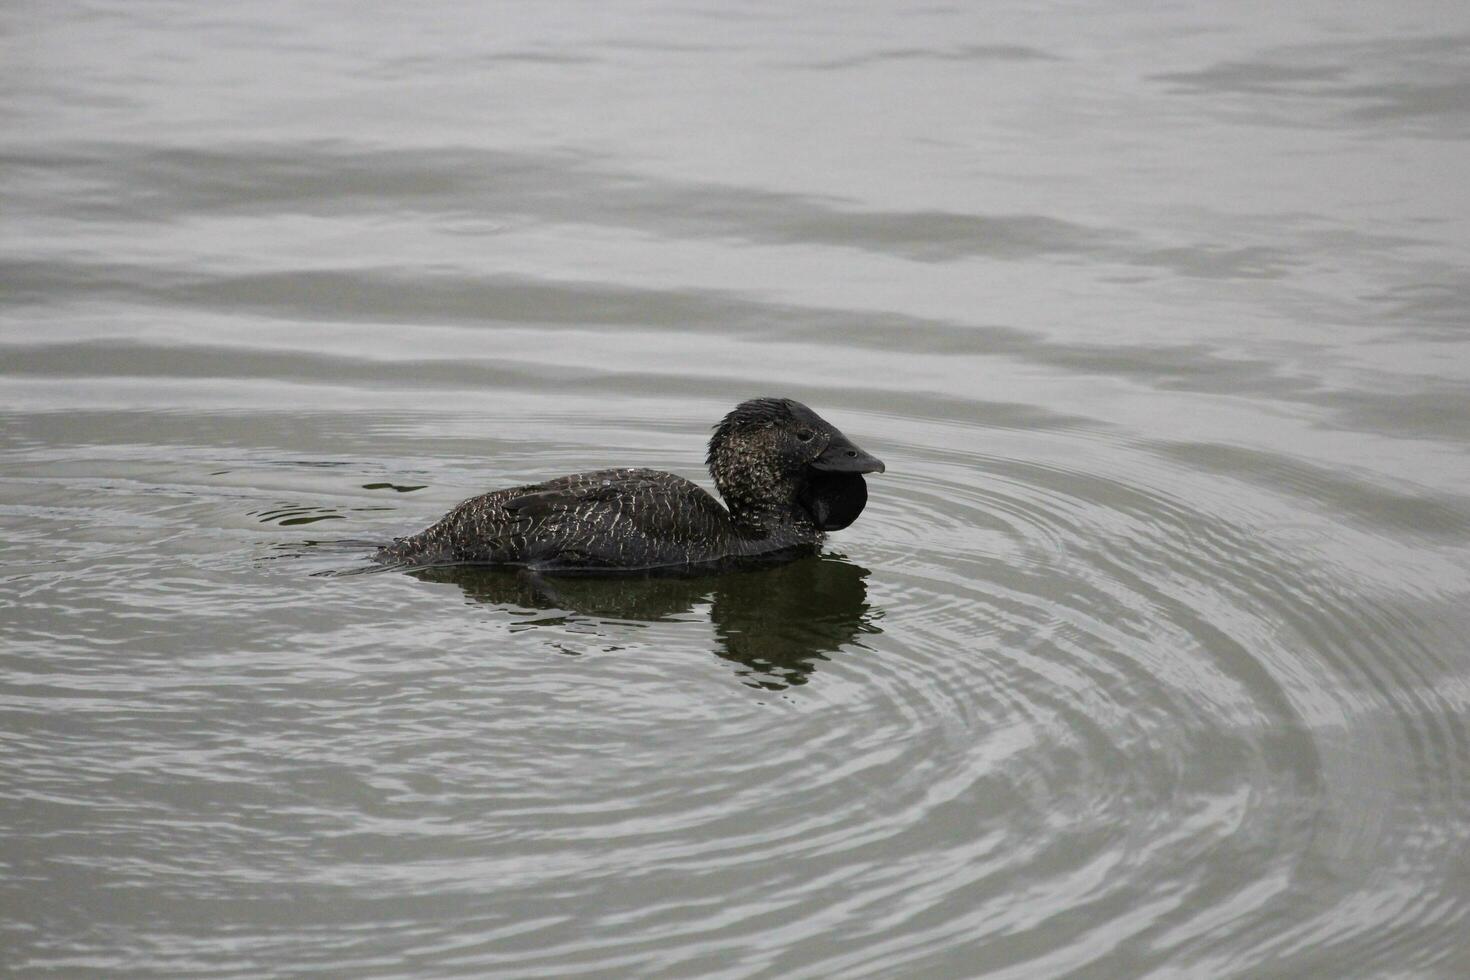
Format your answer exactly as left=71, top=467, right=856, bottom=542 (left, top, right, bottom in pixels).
left=810, top=435, right=885, bottom=474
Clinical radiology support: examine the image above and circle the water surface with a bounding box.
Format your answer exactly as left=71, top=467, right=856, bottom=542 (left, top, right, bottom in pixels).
left=4, top=1, right=1470, bottom=975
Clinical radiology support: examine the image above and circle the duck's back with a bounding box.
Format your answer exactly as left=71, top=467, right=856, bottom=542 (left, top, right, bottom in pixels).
left=376, top=468, right=743, bottom=571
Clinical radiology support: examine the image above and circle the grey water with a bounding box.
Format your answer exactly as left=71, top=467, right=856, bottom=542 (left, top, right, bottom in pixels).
left=3, top=1, right=1470, bottom=975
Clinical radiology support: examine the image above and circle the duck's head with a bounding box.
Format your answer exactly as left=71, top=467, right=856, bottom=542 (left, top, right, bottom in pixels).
left=707, top=397, right=885, bottom=531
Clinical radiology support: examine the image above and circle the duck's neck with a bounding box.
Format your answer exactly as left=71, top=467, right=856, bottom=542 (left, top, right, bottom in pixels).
left=709, top=453, right=814, bottom=539
left=729, top=497, right=812, bottom=537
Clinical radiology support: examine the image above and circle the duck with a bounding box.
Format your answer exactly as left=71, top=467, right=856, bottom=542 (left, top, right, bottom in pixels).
left=375, top=397, right=885, bottom=572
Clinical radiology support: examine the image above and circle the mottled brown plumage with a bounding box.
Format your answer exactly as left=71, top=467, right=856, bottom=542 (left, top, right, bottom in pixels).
left=375, top=398, right=884, bottom=572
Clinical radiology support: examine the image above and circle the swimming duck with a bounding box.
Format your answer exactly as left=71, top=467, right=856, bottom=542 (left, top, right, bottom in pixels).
left=375, top=397, right=884, bottom=572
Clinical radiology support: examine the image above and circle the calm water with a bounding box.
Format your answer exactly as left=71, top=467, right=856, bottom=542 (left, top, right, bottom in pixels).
left=4, top=1, right=1470, bottom=975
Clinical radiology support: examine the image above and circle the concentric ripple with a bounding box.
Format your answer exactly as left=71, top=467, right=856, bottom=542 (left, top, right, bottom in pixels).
left=3, top=400, right=1468, bottom=974
left=13, top=403, right=1460, bottom=977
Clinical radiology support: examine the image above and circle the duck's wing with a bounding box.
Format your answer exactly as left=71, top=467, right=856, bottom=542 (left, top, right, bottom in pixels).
left=378, top=468, right=733, bottom=569
left=499, top=468, right=733, bottom=569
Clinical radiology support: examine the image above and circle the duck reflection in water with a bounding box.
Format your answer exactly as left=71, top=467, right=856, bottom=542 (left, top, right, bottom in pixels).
left=409, top=555, right=880, bottom=690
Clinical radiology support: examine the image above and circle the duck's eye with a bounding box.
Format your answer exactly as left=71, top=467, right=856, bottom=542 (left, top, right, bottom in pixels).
left=796, top=429, right=815, bottom=442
